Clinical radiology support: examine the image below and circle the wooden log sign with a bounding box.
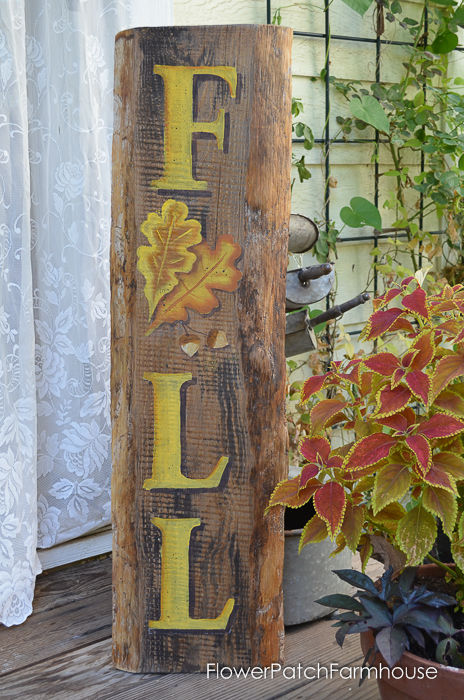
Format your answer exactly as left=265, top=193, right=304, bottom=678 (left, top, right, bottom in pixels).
left=111, top=25, right=292, bottom=673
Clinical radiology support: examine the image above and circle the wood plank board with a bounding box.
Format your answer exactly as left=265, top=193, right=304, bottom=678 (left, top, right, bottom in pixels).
left=0, top=556, right=379, bottom=699
left=1, top=621, right=379, bottom=700
left=111, top=24, right=293, bottom=672
left=31, top=555, right=112, bottom=616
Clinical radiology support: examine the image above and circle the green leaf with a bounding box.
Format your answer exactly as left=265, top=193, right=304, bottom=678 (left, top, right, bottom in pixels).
left=299, top=514, right=328, bottom=551
left=413, top=91, right=425, bottom=107
left=403, top=138, right=422, bottom=148
left=452, top=6, right=464, bottom=27
left=309, top=307, right=326, bottom=334
left=292, top=98, right=303, bottom=117
left=372, top=464, right=410, bottom=515
left=340, top=197, right=382, bottom=229
left=340, top=206, right=363, bottom=228
left=396, top=504, right=437, bottom=566
left=423, top=486, right=457, bottom=538
left=458, top=154, right=464, bottom=170
left=339, top=0, right=374, bottom=16
left=430, top=31, right=459, bottom=55
left=342, top=503, right=365, bottom=553
left=350, top=95, right=390, bottom=134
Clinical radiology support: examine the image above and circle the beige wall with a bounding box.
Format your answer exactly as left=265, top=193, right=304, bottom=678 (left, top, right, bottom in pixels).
left=172, top=0, right=462, bottom=346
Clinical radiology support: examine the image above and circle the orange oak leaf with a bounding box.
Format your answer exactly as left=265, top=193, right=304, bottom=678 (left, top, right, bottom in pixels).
left=136, top=199, right=202, bottom=318
left=147, top=234, right=242, bottom=334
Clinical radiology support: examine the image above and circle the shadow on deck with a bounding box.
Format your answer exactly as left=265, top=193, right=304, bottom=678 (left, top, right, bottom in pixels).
left=0, top=556, right=380, bottom=699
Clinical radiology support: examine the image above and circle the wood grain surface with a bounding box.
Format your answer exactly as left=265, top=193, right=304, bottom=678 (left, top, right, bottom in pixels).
left=1, top=557, right=380, bottom=699
left=111, top=25, right=293, bottom=672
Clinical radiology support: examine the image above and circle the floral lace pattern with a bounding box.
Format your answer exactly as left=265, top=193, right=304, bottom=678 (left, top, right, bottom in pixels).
left=0, top=0, right=172, bottom=627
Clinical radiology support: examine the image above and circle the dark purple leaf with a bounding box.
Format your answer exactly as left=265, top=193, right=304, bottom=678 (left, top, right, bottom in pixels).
left=315, top=593, right=365, bottom=611
left=332, top=611, right=363, bottom=622
left=375, top=626, right=408, bottom=667
left=405, top=625, right=425, bottom=648
left=335, top=622, right=351, bottom=647
left=359, top=595, right=392, bottom=626
left=418, top=591, right=457, bottom=607
left=333, top=568, right=378, bottom=594
left=398, top=566, right=417, bottom=600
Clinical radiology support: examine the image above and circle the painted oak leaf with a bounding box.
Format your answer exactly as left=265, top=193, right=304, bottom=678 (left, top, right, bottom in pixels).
left=137, top=199, right=202, bottom=318
left=147, top=234, right=242, bottom=334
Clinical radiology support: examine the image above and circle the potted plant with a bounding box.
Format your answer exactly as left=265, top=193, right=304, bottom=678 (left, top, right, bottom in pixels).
left=283, top=361, right=352, bottom=626
left=282, top=493, right=352, bottom=626
left=268, top=274, right=464, bottom=691
left=316, top=565, right=464, bottom=698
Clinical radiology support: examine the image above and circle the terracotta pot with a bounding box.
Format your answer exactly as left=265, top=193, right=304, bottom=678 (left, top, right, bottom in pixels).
left=360, top=564, right=464, bottom=700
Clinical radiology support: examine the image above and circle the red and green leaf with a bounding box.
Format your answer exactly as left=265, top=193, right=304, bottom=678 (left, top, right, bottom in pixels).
left=402, top=287, right=429, bottom=321
left=405, top=434, right=431, bottom=475
left=298, top=515, right=328, bottom=552
left=451, top=514, right=464, bottom=570
left=388, top=316, right=416, bottom=335
left=391, top=368, right=405, bottom=388
left=341, top=502, right=365, bottom=553
left=301, top=373, right=327, bottom=403
left=343, top=433, right=397, bottom=471
left=344, top=465, right=378, bottom=481
left=373, top=287, right=403, bottom=310
left=432, top=452, right=464, bottom=482
left=422, top=486, right=457, bottom=537
left=362, top=308, right=405, bottom=341
left=401, top=276, right=415, bottom=287
left=436, top=319, right=461, bottom=338
left=451, top=538, right=464, bottom=571
left=299, top=436, right=331, bottom=464
left=409, top=330, right=435, bottom=371
left=309, top=398, right=347, bottom=435
left=404, top=370, right=431, bottom=405
left=314, top=481, right=347, bottom=540
left=396, top=504, right=437, bottom=566
left=434, top=388, right=464, bottom=418
left=267, top=476, right=320, bottom=510
left=375, top=384, right=411, bottom=418
left=371, top=502, right=406, bottom=529
left=432, top=353, right=464, bottom=398
left=418, top=462, right=456, bottom=494
left=372, top=463, right=410, bottom=515
left=336, top=359, right=362, bottom=387
left=363, top=353, right=398, bottom=376
left=358, top=534, right=374, bottom=572
left=419, top=413, right=464, bottom=440
left=376, top=407, right=415, bottom=433
left=299, top=463, right=319, bottom=489
left=330, top=533, right=347, bottom=557
left=327, top=454, right=343, bottom=471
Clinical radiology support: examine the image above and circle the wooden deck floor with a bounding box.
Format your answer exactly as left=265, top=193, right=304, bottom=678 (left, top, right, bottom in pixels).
left=0, top=556, right=380, bottom=699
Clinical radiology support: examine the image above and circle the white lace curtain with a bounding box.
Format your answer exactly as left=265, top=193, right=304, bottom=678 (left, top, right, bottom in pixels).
left=0, top=0, right=172, bottom=627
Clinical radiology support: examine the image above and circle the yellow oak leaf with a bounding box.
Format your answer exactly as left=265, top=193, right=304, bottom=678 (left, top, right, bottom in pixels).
left=147, top=234, right=242, bottom=334
left=137, top=199, right=202, bottom=318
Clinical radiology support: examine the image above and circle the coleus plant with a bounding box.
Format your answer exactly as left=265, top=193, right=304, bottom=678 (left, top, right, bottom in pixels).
left=269, top=276, right=464, bottom=574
